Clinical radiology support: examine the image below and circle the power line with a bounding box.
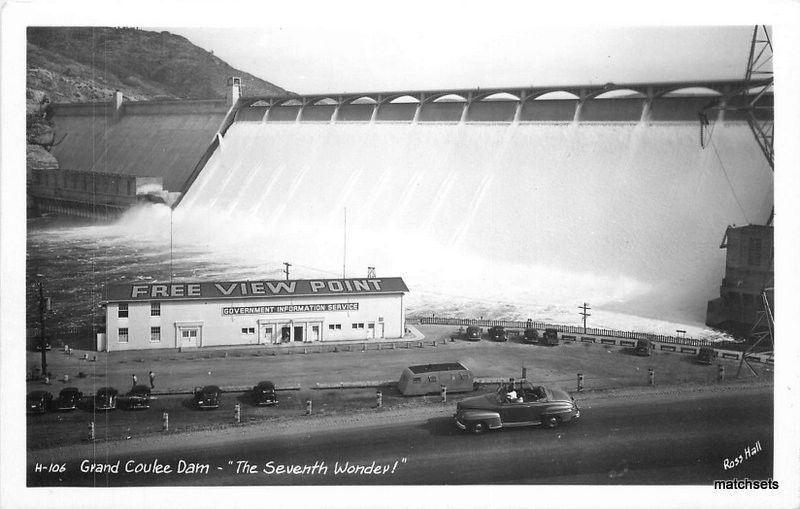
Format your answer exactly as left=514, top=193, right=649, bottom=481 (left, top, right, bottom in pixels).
left=709, top=138, right=750, bottom=224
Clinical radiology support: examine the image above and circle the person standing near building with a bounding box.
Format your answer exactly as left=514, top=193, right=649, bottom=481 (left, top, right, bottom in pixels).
left=131, top=373, right=137, bottom=388
left=149, top=371, right=155, bottom=389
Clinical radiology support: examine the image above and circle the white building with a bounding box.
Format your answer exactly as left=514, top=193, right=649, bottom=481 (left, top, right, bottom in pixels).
left=101, top=277, right=409, bottom=351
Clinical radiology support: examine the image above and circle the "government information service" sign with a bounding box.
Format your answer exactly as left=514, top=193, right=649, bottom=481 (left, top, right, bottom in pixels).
left=222, top=303, right=359, bottom=315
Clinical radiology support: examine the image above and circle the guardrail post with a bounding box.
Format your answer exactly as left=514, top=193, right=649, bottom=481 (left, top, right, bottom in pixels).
left=87, top=421, right=95, bottom=442
left=162, top=412, right=169, bottom=432
left=648, top=368, right=655, bottom=386
left=718, top=364, right=725, bottom=381
left=376, top=390, right=383, bottom=408
left=577, top=373, right=584, bottom=391
left=362, top=343, right=366, bottom=352
left=63, top=374, right=69, bottom=383
left=522, top=367, right=527, bottom=380
left=234, top=404, right=241, bottom=423
left=441, top=385, right=447, bottom=403
left=418, top=341, right=423, bottom=348
left=306, top=399, right=312, bottom=415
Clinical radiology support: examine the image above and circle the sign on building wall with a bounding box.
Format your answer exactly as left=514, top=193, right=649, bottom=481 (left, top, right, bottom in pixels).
left=221, top=303, right=359, bottom=316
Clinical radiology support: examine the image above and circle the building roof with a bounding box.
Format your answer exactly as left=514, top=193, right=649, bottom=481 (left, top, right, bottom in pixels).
left=105, top=277, right=409, bottom=303
left=407, top=363, right=467, bottom=374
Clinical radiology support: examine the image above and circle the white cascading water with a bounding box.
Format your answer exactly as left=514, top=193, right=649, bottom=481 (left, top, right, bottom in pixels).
left=51, top=119, right=772, bottom=338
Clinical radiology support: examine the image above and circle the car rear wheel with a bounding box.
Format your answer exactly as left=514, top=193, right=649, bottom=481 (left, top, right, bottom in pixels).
left=543, top=415, right=561, bottom=429
left=468, top=422, right=487, bottom=434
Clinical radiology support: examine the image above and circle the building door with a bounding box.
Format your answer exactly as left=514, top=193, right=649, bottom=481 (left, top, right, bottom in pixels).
left=259, top=324, right=274, bottom=345
left=281, top=326, right=291, bottom=343
left=294, top=325, right=304, bottom=342
left=367, top=323, right=375, bottom=339
left=379, top=323, right=385, bottom=339
left=179, top=327, right=200, bottom=348
left=311, top=325, right=320, bottom=342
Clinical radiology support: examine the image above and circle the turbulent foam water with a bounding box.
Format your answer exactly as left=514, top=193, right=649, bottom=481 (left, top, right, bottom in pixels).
left=29, top=120, right=772, bottom=340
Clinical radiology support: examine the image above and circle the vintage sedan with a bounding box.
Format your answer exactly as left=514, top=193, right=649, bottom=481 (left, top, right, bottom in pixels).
left=94, top=387, right=119, bottom=411
left=193, top=385, right=221, bottom=409
left=251, top=381, right=278, bottom=406
left=523, top=328, right=539, bottom=344
left=55, top=387, right=83, bottom=411
left=121, top=385, right=151, bottom=410
left=634, top=339, right=652, bottom=356
left=487, top=326, right=508, bottom=342
left=27, top=390, right=53, bottom=414
left=696, top=346, right=715, bottom=365
left=454, top=383, right=580, bottom=434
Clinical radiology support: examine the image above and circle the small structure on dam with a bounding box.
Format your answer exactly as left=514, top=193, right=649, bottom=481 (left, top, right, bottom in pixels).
left=100, top=277, right=409, bottom=351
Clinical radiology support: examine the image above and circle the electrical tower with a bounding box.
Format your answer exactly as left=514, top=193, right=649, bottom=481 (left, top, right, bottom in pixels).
left=578, top=302, right=591, bottom=333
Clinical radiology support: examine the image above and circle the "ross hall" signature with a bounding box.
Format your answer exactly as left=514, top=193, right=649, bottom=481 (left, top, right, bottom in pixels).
left=722, top=440, right=763, bottom=470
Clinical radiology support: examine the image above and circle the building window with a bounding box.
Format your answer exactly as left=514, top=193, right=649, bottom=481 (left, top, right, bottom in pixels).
left=368, top=323, right=375, bottom=329
left=329, top=324, right=342, bottom=330
left=181, top=329, right=198, bottom=339
left=241, top=327, right=255, bottom=334
left=151, top=302, right=160, bottom=316
left=118, top=303, right=128, bottom=318
left=118, top=328, right=129, bottom=343
left=428, top=376, right=437, bottom=383
left=150, top=326, right=161, bottom=342
left=352, top=323, right=364, bottom=329
left=412, top=377, right=421, bottom=383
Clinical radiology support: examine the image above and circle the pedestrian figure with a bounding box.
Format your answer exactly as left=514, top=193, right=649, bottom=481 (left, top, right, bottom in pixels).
left=149, top=371, right=155, bottom=389
left=131, top=373, right=137, bottom=388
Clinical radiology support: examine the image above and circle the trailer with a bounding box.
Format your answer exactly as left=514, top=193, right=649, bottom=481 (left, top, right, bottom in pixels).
left=398, top=362, right=474, bottom=396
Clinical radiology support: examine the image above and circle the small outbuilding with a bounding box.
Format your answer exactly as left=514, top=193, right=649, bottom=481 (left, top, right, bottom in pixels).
left=397, top=362, right=474, bottom=396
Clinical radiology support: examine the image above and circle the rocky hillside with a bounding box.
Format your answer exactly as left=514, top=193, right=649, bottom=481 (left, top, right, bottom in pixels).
left=27, top=26, right=288, bottom=103
left=26, top=26, right=289, bottom=172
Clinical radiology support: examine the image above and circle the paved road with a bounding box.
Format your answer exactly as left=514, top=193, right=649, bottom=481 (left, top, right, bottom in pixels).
left=28, top=388, right=772, bottom=486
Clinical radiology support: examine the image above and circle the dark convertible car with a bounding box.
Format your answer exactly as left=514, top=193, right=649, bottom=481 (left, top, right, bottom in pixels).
left=121, top=385, right=151, bottom=410
left=454, top=382, right=580, bottom=434
left=252, top=381, right=278, bottom=406
left=94, top=387, right=119, bottom=411
left=193, top=385, right=221, bottom=409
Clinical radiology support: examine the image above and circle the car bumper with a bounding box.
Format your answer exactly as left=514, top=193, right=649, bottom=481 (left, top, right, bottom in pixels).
left=454, top=417, right=467, bottom=430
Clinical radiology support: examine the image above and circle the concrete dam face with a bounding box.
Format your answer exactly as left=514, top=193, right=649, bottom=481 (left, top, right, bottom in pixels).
left=173, top=98, right=772, bottom=330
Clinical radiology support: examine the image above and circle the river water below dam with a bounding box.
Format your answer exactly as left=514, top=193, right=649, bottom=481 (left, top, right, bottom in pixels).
left=26, top=121, right=771, bottom=342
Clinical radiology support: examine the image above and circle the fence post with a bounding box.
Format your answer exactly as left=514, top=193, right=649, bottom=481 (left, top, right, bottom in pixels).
left=718, top=364, right=725, bottom=382
left=577, top=373, right=584, bottom=391
left=234, top=403, right=241, bottom=423
left=162, top=412, right=169, bottom=431
left=648, top=368, right=655, bottom=386
left=87, top=421, right=95, bottom=442
left=521, top=367, right=527, bottom=380
left=306, top=399, right=312, bottom=415
left=441, top=385, right=447, bottom=403
left=376, top=390, right=383, bottom=408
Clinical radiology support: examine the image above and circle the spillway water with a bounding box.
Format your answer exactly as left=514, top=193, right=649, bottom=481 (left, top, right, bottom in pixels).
left=27, top=120, right=772, bottom=340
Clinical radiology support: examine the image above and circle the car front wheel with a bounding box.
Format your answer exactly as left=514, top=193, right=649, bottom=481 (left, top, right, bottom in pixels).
left=543, top=415, right=561, bottom=429
left=468, top=421, right=487, bottom=434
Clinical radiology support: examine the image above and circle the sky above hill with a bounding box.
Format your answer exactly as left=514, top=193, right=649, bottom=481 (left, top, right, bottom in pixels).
left=162, top=25, right=759, bottom=94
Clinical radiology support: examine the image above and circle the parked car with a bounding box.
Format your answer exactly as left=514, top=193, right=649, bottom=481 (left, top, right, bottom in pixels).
left=487, top=326, right=508, bottom=342
left=454, top=382, right=580, bottom=434
left=252, top=381, right=278, bottom=406
left=121, top=385, right=151, bottom=410
left=465, top=326, right=481, bottom=341
left=541, top=328, right=559, bottom=346
left=523, top=328, right=539, bottom=344
left=193, top=385, right=222, bottom=409
left=55, top=387, right=83, bottom=411
left=697, top=346, right=715, bottom=365
left=94, top=387, right=119, bottom=411
left=27, top=390, right=53, bottom=414
left=33, top=342, right=52, bottom=351
left=634, top=339, right=652, bottom=356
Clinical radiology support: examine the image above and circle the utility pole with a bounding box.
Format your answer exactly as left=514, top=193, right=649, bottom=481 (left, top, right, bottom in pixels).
left=578, top=302, right=591, bottom=333
left=37, top=276, right=51, bottom=378
left=367, top=266, right=376, bottom=278
left=283, top=262, right=292, bottom=281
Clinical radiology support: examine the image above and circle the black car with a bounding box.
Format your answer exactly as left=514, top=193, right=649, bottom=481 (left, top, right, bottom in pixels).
left=487, top=326, right=508, bottom=342
left=464, top=326, right=481, bottom=341
left=193, top=385, right=221, bottom=409
left=122, top=385, right=151, bottom=410
left=634, top=339, right=652, bottom=356
left=27, top=390, right=53, bottom=414
left=56, top=387, right=83, bottom=411
left=541, top=328, right=559, bottom=346
left=697, top=346, right=715, bottom=365
left=94, top=387, right=119, bottom=411
left=523, top=328, right=539, bottom=344
left=252, top=381, right=278, bottom=406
